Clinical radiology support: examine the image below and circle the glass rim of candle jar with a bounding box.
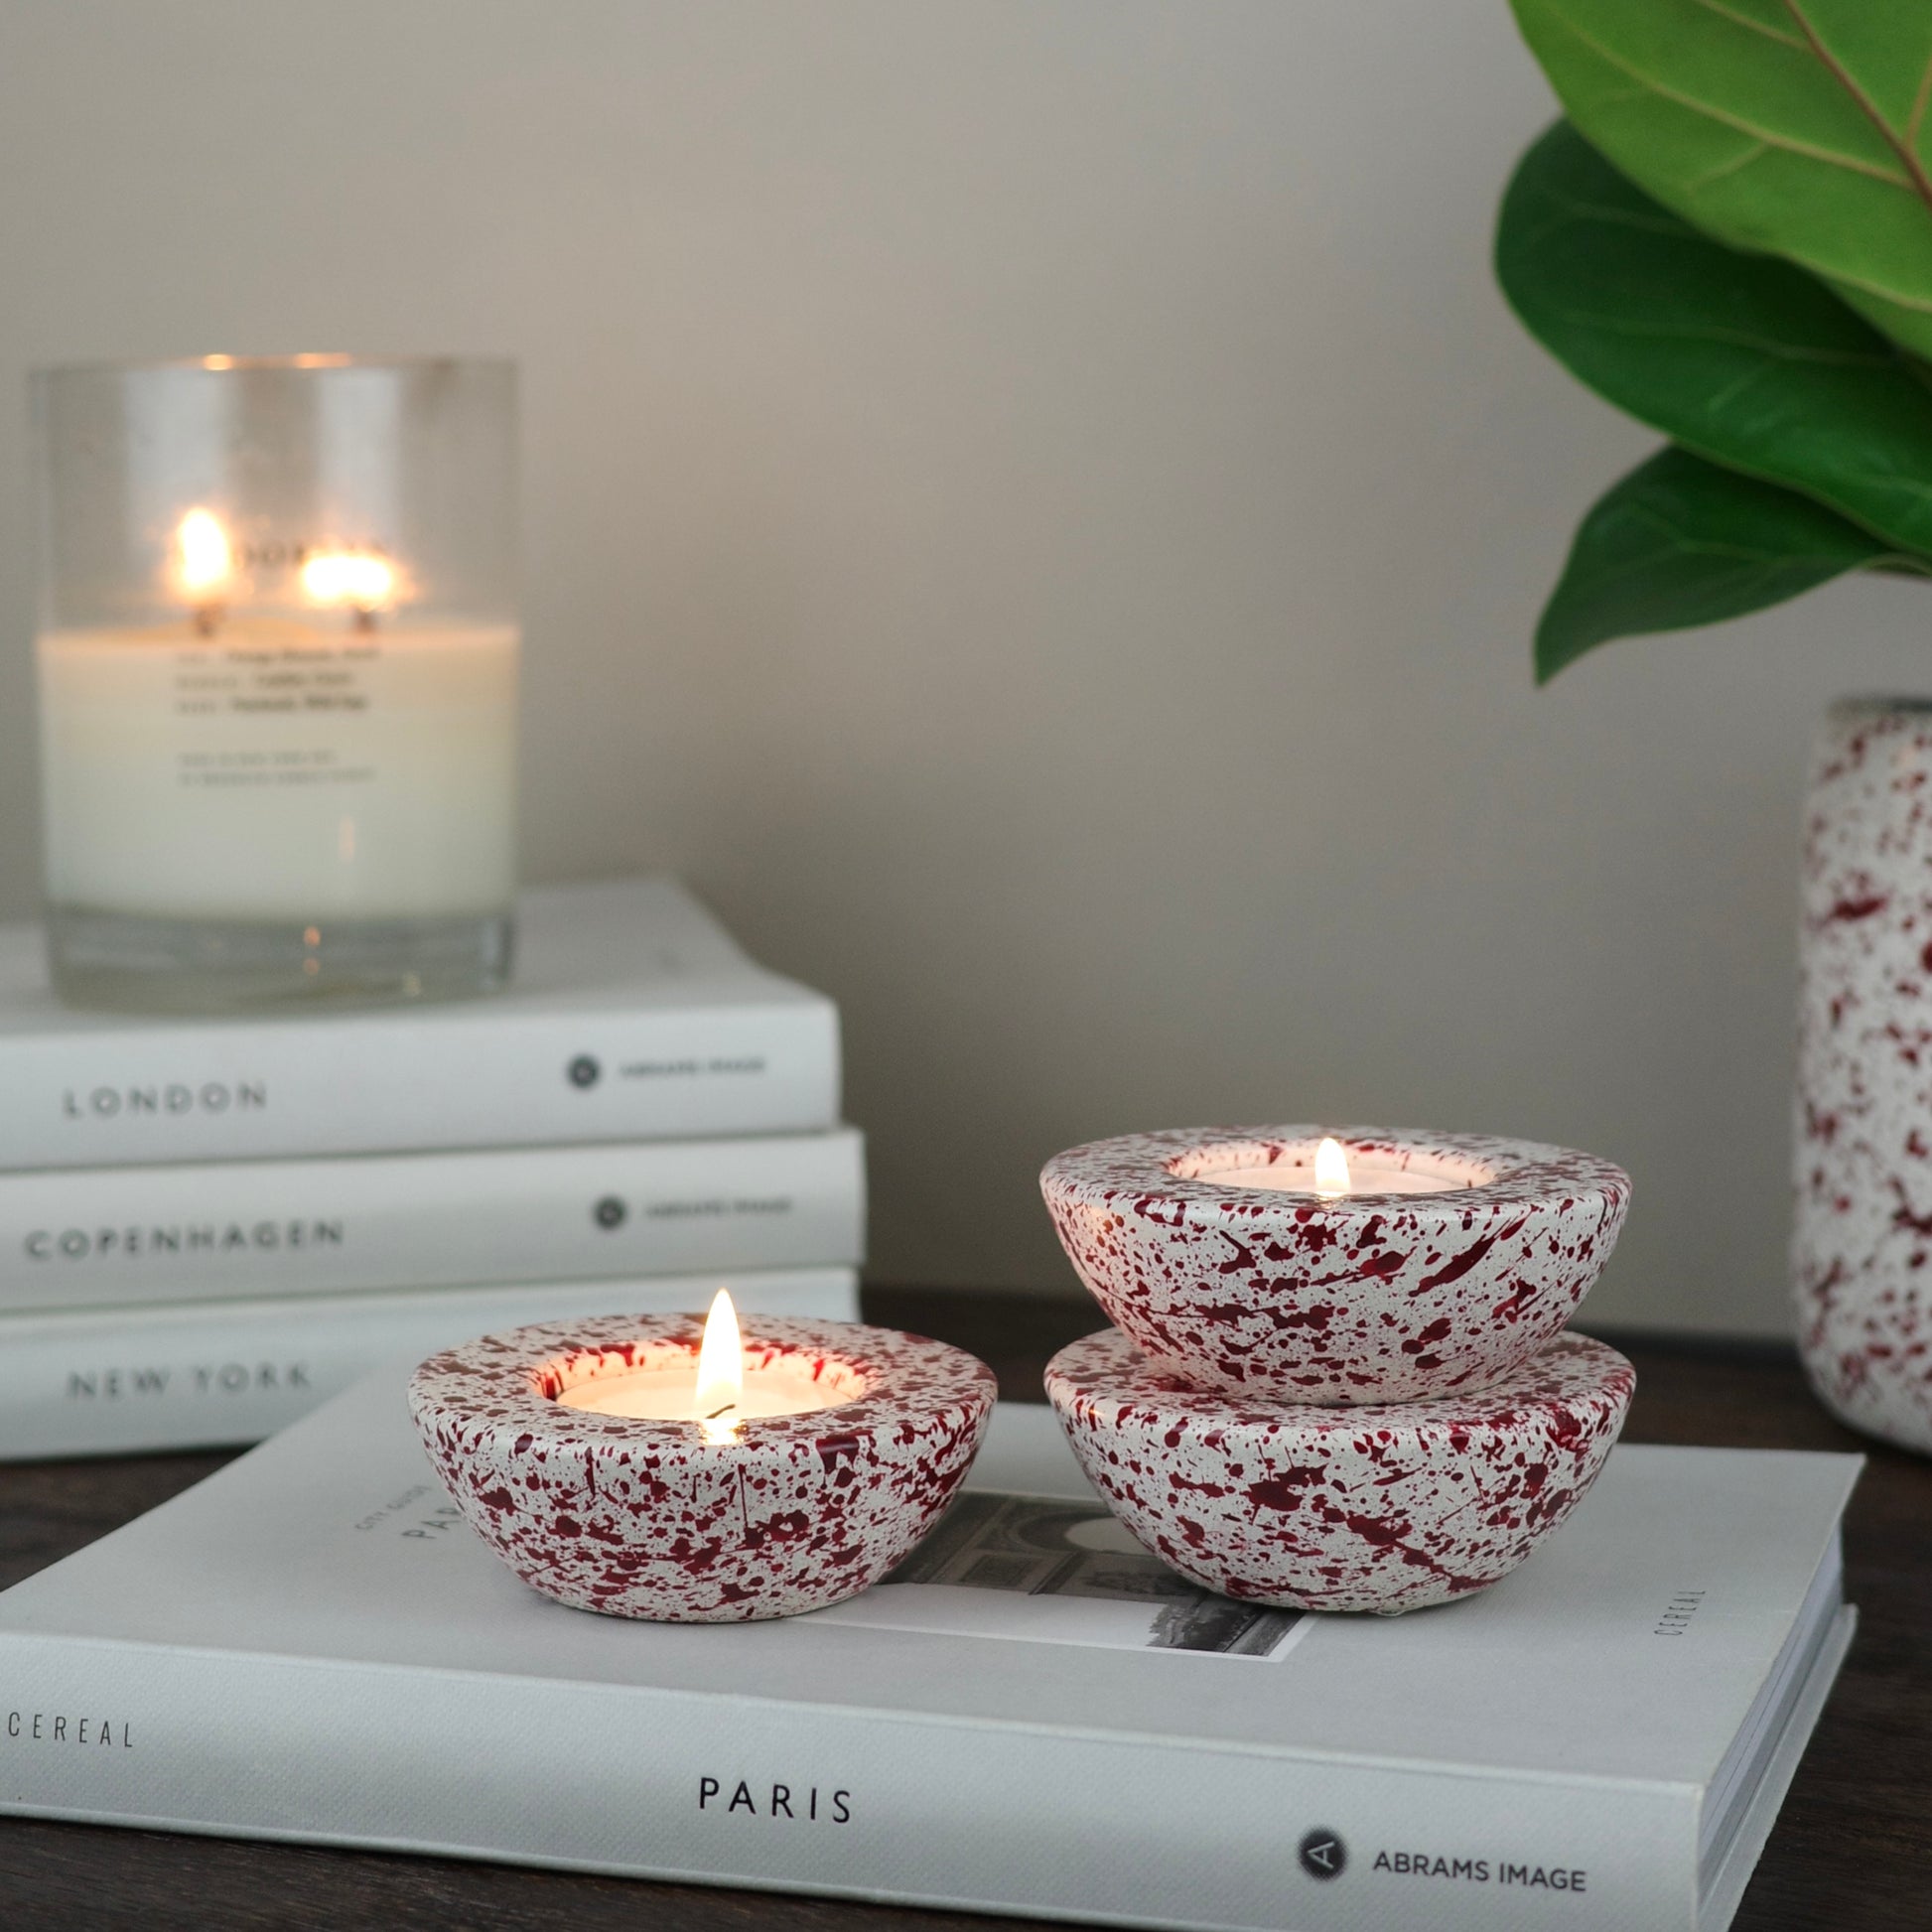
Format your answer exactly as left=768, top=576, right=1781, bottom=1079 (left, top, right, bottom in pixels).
left=33, top=350, right=514, bottom=377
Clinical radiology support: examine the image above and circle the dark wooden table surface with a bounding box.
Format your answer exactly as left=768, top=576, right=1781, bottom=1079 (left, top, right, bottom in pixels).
left=1, top=1287, right=1926, bottom=1931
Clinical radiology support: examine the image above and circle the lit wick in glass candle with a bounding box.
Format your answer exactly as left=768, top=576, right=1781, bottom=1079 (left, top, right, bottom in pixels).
left=174, top=508, right=232, bottom=636
left=1192, top=1135, right=1461, bottom=1196
left=301, top=549, right=397, bottom=633
left=556, top=1289, right=849, bottom=1440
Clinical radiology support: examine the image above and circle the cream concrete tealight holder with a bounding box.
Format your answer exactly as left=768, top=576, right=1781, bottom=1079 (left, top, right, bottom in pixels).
left=1040, top=1126, right=1636, bottom=1615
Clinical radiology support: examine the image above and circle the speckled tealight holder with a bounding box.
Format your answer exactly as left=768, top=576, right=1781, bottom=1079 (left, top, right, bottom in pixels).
left=410, top=1313, right=997, bottom=1622
left=1041, top=1127, right=1630, bottom=1404
left=1045, top=1328, right=1634, bottom=1615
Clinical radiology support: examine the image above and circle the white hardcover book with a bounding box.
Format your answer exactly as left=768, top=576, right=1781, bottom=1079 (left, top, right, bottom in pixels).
left=0, top=1266, right=859, bottom=1460
left=0, top=1377, right=1858, bottom=1932
left=0, top=878, right=840, bottom=1172
left=0, top=1127, right=865, bottom=1314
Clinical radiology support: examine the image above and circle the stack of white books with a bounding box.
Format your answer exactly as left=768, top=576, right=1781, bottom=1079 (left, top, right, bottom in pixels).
left=0, top=877, right=864, bottom=1458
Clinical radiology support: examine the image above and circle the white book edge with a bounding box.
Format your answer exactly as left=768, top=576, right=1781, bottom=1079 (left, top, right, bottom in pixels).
left=0, top=878, right=842, bottom=1172
left=0, top=1128, right=866, bottom=1314
left=0, top=1635, right=1718, bottom=1931
left=1700, top=1605, right=1856, bottom=1932
left=0, top=1557, right=1847, bottom=1932
left=0, top=1267, right=862, bottom=1460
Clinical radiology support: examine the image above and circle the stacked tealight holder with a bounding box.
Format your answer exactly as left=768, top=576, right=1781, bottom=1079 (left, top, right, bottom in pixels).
left=1039, top=1127, right=1635, bottom=1614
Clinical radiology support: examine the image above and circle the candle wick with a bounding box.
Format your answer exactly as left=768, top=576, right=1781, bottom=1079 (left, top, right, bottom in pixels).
left=193, top=602, right=223, bottom=638
left=704, top=1403, right=737, bottom=1422
left=351, top=606, right=379, bottom=635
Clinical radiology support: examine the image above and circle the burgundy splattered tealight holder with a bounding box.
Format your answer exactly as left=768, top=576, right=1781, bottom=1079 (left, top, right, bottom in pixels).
left=1039, top=1126, right=1636, bottom=1614
left=410, top=1311, right=997, bottom=1622
left=1044, top=1328, right=1634, bottom=1615
left=1041, top=1126, right=1631, bottom=1403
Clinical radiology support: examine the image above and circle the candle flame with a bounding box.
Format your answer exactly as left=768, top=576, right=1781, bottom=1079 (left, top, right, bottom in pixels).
left=300, top=550, right=396, bottom=613
left=175, top=508, right=232, bottom=601
left=1314, top=1136, right=1351, bottom=1198
left=694, top=1287, right=744, bottom=1439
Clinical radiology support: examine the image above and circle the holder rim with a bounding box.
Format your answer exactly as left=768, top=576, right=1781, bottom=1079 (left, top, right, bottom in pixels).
left=1042, top=1125, right=1629, bottom=1220
left=409, top=1312, right=995, bottom=1453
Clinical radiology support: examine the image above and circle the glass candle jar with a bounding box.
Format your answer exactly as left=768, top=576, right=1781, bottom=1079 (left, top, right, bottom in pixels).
left=32, top=355, right=518, bottom=1012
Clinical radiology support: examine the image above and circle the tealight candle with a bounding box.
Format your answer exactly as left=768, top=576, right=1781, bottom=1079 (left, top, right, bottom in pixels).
left=557, top=1289, right=844, bottom=1429
left=1190, top=1136, right=1459, bottom=1196
left=411, top=1300, right=997, bottom=1621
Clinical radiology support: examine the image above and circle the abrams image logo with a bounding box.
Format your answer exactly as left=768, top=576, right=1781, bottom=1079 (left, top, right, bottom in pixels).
left=1299, top=1829, right=1346, bottom=1880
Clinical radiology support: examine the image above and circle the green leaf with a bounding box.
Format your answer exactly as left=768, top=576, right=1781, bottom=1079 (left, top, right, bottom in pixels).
left=1497, top=120, right=1932, bottom=561
left=1508, top=0, right=1932, bottom=357
left=1535, top=444, right=1902, bottom=679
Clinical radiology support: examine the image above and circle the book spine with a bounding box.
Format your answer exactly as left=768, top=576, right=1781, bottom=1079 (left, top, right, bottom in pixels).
left=0, top=1267, right=861, bottom=1460
left=0, top=1637, right=1701, bottom=1931
left=0, top=999, right=841, bottom=1172
left=0, top=1130, right=865, bottom=1315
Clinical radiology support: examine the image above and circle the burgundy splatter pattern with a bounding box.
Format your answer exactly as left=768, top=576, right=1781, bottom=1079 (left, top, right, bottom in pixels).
left=1045, top=1328, right=1632, bottom=1615
left=409, top=1314, right=996, bottom=1621
left=1040, top=1128, right=1629, bottom=1404
left=1796, top=700, right=1932, bottom=1452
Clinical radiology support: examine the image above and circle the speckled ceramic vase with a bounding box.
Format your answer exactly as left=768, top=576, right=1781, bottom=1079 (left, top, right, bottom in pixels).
left=1795, top=699, right=1932, bottom=1453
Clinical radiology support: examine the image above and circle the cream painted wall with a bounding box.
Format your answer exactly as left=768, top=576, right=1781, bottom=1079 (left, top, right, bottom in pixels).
left=0, top=3, right=1923, bottom=1331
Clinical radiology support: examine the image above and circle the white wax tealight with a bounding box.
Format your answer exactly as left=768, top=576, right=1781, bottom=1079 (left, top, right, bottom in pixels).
left=1191, top=1162, right=1460, bottom=1196
left=1190, top=1137, right=1461, bottom=1197
left=555, top=1288, right=848, bottom=1431
left=558, top=1363, right=845, bottom=1422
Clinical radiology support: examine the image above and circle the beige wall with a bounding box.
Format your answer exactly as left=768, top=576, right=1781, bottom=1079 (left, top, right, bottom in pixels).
left=1, top=3, right=1923, bottom=1332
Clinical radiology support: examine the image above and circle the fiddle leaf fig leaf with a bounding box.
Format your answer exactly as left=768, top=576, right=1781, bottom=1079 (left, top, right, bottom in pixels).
left=1535, top=444, right=1908, bottom=681
left=1498, top=121, right=1932, bottom=561
left=1509, top=0, right=1932, bottom=357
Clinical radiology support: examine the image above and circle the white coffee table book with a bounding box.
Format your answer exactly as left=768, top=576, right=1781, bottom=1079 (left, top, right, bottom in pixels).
left=0, top=876, right=841, bottom=1171
left=0, top=1384, right=1857, bottom=1932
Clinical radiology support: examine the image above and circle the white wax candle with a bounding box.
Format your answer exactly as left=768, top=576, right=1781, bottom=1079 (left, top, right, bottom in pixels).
left=1190, top=1162, right=1460, bottom=1196
left=558, top=1363, right=844, bottom=1422
left=37, top=619, right=517, bottom=921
